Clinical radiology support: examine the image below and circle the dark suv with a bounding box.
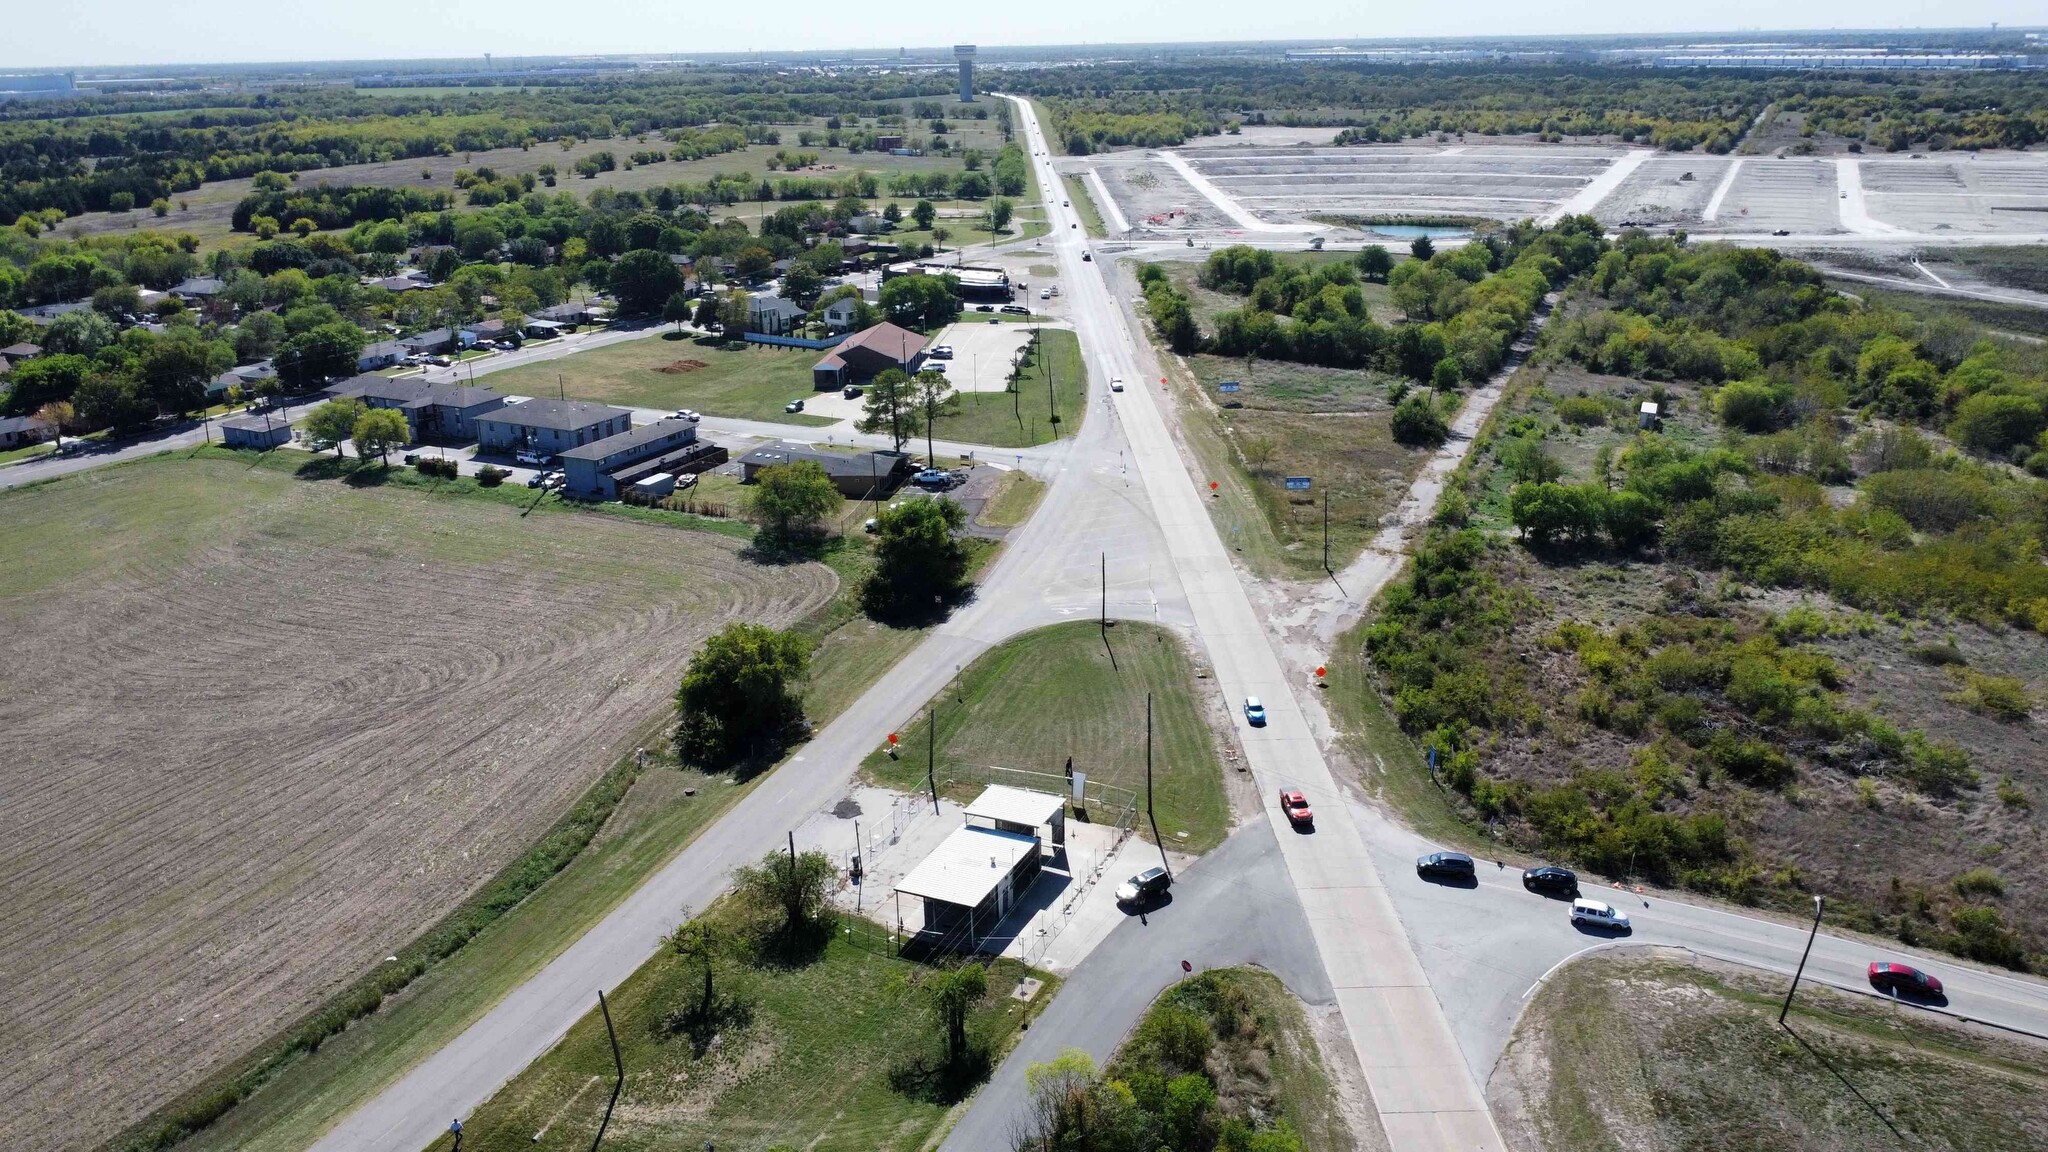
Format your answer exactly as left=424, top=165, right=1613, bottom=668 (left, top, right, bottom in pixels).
left=1416, top=852, right=1475, bottom=880
left=1522, top=866, right=1579, bottom=898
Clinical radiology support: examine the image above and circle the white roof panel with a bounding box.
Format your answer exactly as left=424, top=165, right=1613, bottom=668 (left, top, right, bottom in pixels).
left=963, top=784, right=1064, bottom=829
left=895, top=825, right=1039, bottom=908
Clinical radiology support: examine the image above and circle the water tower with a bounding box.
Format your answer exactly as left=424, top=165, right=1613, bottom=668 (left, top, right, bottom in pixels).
left=955, top=44, right=976, bottom=103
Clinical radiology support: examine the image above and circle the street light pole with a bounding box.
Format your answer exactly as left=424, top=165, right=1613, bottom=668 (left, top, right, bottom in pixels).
left=1779, top=894, right=1825, bottom=1025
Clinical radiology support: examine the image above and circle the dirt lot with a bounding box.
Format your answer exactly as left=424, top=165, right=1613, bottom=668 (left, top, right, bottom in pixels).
left=0, top=454, right=836, bottom=1151
left=1491, top=949, right=2048, bottom=1152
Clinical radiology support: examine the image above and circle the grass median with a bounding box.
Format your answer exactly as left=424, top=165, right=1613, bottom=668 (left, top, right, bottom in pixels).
left=932, top=326, right=1086, bottom=448
left=862, top=620, right=1232, bottom=853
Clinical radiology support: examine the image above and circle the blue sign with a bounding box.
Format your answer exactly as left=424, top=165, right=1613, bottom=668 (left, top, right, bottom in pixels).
left=1284, top=476, right=1312, bottom=491
left=1218, top=381, right=1241, bottom=394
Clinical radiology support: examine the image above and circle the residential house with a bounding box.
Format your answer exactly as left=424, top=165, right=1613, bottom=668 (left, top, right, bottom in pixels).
left=171, top=276, right=225, bottom=301
left=848, top=214, right=891, bottom=235
left=323, top=375, right=508, bottom=444
left=399, top=328, right=472, bottom=356
left=0, top=415, right=55, bottom=450
left=557, top=418, right=728, bottom=499
left=521, top=318, right=567, bottom=340
left=811, top=321, right=925, bottom=390
left=475, top=398, right=632, bottom=457
left=207, top=360, right=276, bottom=399
left=364, top=274, right=426, bottom=294
left=358, top=339, right=409, bottom=372
left=16, top=300, right=89, bottom=325
left=738, top=441, right=908, bottom=499
left=823, top=298, right=860, bottom=332
left=532, top=301, right=600, bottom=328
left=1, top=342, right=44, bottom=361
left=747, top=295, right=808, bottom=337
left=219, top=412, right=292, bottom=450
left=468, top=318, right=514, bottom=344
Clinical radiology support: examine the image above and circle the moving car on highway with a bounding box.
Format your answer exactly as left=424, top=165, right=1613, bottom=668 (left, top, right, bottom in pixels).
left=1243, top=696, right=1266, bottom=726
left=1570, top=899, right=1631, bottom=931
left=1522, top=866, right=1579, bottom=898
left=1416, top=851, right=1475, bottom=880
left=1869, top=962, right=1944, bottom=999
left=1111, top=377, right=1125, bottom=392
left=1278, top=789, right=1313, bottom=828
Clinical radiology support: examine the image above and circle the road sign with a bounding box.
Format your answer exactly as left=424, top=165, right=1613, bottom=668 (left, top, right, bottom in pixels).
left=1218, top=381, right=1241, bottom=393
left=1284, top=476, right=1312, bottom=491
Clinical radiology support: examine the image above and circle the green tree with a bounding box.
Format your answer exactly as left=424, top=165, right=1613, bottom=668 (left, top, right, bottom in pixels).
left=233, top=310, right=286, bottom=362
left=304, top=397, right=364, bottom=455
left=911, top=198, right=937, bottom=230
left=137, top=329, right=226, bottom=413
left=2, top=354, right=91, bottom=415
left=275, top=321, right=367, bottom=388
left=928, top=963, right=988, bottom=1070
left=879, top=274, right=961, bottom=329
left=662, top=290, right=695, bottom=334
left=914, top=368, right=956, bottom=462
left=781, top=262, right=823, bottom=310
left=862, top=497, right=970, bottom=619
left=717, top=288, right=750, bottom=338
left=1410, top=234, right=1435, bottom=260
left=351, top=406, right=410, bottom=465
left=1357, top=245, right=1393, bottom=282
left=41, top=309, right=118, bottom=357
left=1947, top=392, right=2045, bottom=458
left=666, top=916, right=725, bottom=1020
left=748, top=460, right=844, bottom=537
left=72, top=374, right=153, bottom=432
left=986, top=197, right=1015, bottom=232
left=609, top=248, right=684, bottom=315
left=858, top=368, right=915, bottom=450
left=675, top=623, right=812, bottom=767
left=731, top=846, right=836, bottom=931
left=735, top=244, right=776, bottom=282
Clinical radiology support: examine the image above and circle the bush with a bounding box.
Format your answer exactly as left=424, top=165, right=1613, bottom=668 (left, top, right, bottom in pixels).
left=1556, top=394, right=1607, bottom=426
left=1947, top=670, right=2033, bottom=722
left=1391, top=394, right=1449, bottom=446
left=1947, top=906, right=2028, bottom=970
left=1706, top=732, right=1794, bottom=788
left=1953, top=867, right=2006, bottom=899
left=474, top=464, right=509, bottom=487
left=414, top=456, right=459, bottom=479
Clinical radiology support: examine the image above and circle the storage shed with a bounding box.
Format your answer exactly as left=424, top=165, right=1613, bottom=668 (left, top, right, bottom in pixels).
left=894, top=825, right=1043, bottom=946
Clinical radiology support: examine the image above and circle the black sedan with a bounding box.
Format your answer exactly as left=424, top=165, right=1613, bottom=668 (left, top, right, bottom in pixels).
left=1522, top=866, right=1579, bottom=898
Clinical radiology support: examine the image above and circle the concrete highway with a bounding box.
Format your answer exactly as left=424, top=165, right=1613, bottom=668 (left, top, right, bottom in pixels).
left=1011, top=93, right=1509, bottom=1152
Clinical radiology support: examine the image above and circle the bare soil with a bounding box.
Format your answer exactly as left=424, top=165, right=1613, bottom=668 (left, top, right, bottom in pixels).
left=0, top=456, right=835, bottom=1151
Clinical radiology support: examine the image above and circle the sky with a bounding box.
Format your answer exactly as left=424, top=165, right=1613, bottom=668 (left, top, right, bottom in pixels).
left=5, top=1, right=2043, bottom=69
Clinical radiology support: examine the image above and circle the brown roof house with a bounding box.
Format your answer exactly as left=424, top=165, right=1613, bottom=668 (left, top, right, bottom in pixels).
left=811, top=321, right=925, bottom=390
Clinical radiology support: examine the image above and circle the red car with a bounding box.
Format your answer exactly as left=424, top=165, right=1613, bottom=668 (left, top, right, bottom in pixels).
left=1869, top=962, right=1943, bottom=999
left=1278, top=789, right=1313, bottom=827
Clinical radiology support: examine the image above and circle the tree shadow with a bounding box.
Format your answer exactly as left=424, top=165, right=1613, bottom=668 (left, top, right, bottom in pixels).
left=888, top=1041, right=993, bottom=1105
left=748, top=915, right=836, bottom=971
left=659, top=991, right=755, bottom=1059
left=741, top=531, right=832, bottom=567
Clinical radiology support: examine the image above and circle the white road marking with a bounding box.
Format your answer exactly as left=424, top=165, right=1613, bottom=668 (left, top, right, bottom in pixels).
left=1702, top=158, right=1743, bottom=222
left=1156, top=150, right=1323, bottom=233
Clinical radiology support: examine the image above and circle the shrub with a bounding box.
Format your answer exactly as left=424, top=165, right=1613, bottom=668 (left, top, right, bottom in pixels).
left=1391, top=394, right=1449, bottom=446
left=1946, top=670, right=2032, bottom=722
left=1947, top=906, right=2028, bottom=970
left=1556, top=394, right=1607, bottom=426
left=1706, top=731, right=1794, bottom=788
left=474, top=464, right=509, bottom=487
left=1953, top=868, right=2006, bottom=899
left=414, top=456, right=459, bottom=479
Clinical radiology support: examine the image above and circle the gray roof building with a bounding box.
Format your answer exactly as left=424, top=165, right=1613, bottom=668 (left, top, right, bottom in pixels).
left=171, top=276, right=225, bottom=298
left=323, top=375, right=508, bottom=443
left=738, top=441, right=909, bottom=498
left=475, top=398, right=633, bottom=455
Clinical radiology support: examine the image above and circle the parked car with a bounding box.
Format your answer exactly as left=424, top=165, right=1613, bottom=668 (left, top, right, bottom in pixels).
left=515, top=449, right=549, bottom=467
left=930, top=345, right=954, bottom=359
left=541, top=470, right=565, bottom=490
left=1570, top=898, right=1631, bottom=931
left=863, top=517, right=880, bottom=533
left=672, top=409, right=701, bottom=423
left=912, top=468, right=955, bottom=488
left=1869, top=962, right=1943, bottom=999
left=1416, top=851, right=1476, bottom=880
left=526, top=472, right=547, bottom=489
left=1000, top=304, right=1031, bottom=315
left=1111, top=378, right=1125, bottom=392
left=1116, top=866, right=1172, bottom=905
left=1522, top=866, right=1579, bottom=898
left=1243, top=696, right=1266, bottom=726
left=988, top=317, right=1000, bottom=324
left=1278, top=789, right=1313, bottom=827
left=1082, top=252, right=1093, bottom=262
left=842, top=385, right=863, bottom=399
left=785, top=398, right=805, bottom=413
left=1040, top=288, right=1053, bottom=299
left=974, top=304, right=995, bottom=313
left=402, top=452, right=421, bottom=465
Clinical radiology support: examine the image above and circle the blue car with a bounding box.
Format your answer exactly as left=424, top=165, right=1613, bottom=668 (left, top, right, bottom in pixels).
left=1243, top=696, right=1267, bottom=726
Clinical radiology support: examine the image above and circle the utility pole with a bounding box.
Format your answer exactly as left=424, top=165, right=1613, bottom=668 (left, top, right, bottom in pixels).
left=1046, top=329, right=1057, bottom=433
left=1323, top=490, right=1330, bottom=573
left=787, top=829, right=797, bottom=869
left=1780, top=894, right=1825, bottom=1025
left=926, top=702, right=940, bottom=813
left=1100, top=552, right=1106, bottom=627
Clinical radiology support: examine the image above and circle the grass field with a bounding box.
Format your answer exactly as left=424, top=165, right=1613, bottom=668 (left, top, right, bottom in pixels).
left=1494, top=951, right=2048, bottom=1152
left=933, top=327, right=1086, bottom=448
left=862, top=621, right=1233, bottom=852
left=480, top=337, right=836, bottom=424
left=0, top=450, right=838, bottom=1152
left=976, top=469, right=1046, bottom=529
left=425, top=900, right=1056, bottom=1152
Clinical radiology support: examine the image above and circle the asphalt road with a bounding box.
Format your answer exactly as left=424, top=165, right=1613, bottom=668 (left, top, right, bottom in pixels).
left=938, top=820, right=1336, bottom=1152
left=1011, top=94, right=1508, bottom=1152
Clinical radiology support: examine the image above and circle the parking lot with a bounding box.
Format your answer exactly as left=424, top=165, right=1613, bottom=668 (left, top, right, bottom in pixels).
left=796, top=319, right=1064, bottom=423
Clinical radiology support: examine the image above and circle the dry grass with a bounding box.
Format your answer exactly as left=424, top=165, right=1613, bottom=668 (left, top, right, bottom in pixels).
left=0, top=452, right=836, bottom=1152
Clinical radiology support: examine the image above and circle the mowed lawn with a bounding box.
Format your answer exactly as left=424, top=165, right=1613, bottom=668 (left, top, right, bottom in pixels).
left=430, top=902, right=1056, bottom=1152
left=863, top=621, right=1231, bottom=852
left=934, top=327, right=1087, bottom=448
left=0, top=451, right=837, bottom=1152
left=480, top=337, right=835, bottom=424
